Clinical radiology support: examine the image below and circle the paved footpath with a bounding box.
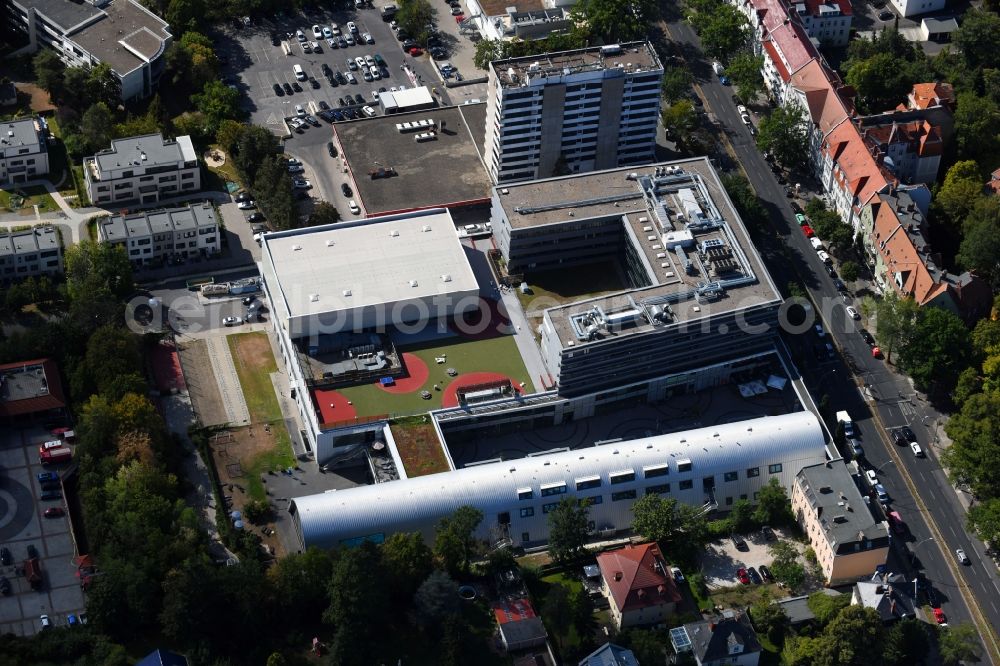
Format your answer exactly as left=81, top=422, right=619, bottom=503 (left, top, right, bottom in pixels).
left=205, top=334, right=251, bottom=426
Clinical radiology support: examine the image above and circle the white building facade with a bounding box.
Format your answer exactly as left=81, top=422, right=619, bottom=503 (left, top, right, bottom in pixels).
left=0, top=227, right=63, bottom=281
left=97, top=203, right=220, bottom=266
left=290, top=411, right=828, bottom=550
left=0, top=118, right=48, bottom=186
left=84, top=133, right=199, bottom=206
left=484, top=42, right=663, bottom=183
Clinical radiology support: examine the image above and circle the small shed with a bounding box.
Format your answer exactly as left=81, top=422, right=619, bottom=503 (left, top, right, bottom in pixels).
left=919, top=17, right=958, bottom=42
left=378, top=86, right=436, bottom=114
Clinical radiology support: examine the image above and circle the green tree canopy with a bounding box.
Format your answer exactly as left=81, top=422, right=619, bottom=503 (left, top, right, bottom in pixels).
left=727, top=52, right=765, bottom=103
left=806, top=590, right=850, bottom=626
left=308, top=201, right=341, bottom=227
left=547, top=497, right=590, bottom=563
left=943, top=390, right=1000, bottom=499
left=33, top=50, right=66, bottom=101
left=936, top=161, right=985, bottom=228
left=573, top=0, right=656, bottom=42
left=80, top=103, right=114, bottom=154
left=63, top=240, right=135, bottom=303
left=191, top=80, right=243, bottom=133
left=815, top=605, right=885, bottom=666
left=839, top=260, right=860, bottom=283
left=896, top=306, right=972, bottom=394
left=397, top=0, right=436, bottom=44
left=872, top=292, right=918, bottom=363
left=756, top=104, right=809, bottom=170
left=953, top=92, right=1000, bottom=167
left=433, top=505, right=484, bottom=576
left=661, top=66, right=694, bottom=104
left=938, top=623, right=984, bottom=666
left=696, top=4, right=751, bottom=62
left=753, top=478, right=794, bottom=526
left=953, top=9, right=1000, bottom=71
left=884, top=618, right=929, bottom=666
left=957, top=197, right=1000, bottom=289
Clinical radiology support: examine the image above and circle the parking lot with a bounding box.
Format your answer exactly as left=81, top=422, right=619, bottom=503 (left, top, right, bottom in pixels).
left=214, top=2, right=486, bottom=219
left=699, top=527, right=808, bottom=589
left=0, top=427, right=86, bottom=636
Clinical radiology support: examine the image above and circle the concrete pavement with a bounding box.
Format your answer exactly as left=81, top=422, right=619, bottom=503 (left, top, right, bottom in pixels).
left=205, top=334, right=252, bottom=427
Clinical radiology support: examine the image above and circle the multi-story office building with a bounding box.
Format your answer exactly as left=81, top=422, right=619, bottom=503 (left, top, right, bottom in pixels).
left=6, top=0, right=172, bottom=101
left=0, top=117, right=48, bottom=186
left=84, top=133, right=199, bottom=206
left=0, top=227, right=63, bottom=281
left=484, top=42, right=662, bottom=183
left=97, top=203, right=220, bottom=267
left=490, top=158, right=784, bottom=396
left=791, top=460, right=890, bottom=586
left=792, top=0, right=852, bottom=47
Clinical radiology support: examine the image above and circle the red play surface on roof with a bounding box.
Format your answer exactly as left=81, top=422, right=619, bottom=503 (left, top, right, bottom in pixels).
left=492, top=598, right=537, bottom=625
left=312, top=388, right=358, bottom=425
left=0, top=358, right=66, bottom=418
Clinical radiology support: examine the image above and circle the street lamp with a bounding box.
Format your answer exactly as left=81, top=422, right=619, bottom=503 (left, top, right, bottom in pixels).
left=911, top=537, right=935, bottom=565
left=874, top=459, right=895, bottom=475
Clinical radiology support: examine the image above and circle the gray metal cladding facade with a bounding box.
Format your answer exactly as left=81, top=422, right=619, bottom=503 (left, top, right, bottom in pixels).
left=292, top=410, right=827, bottom=550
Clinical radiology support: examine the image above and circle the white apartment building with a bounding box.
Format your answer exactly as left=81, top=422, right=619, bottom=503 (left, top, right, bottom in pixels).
left=792, top=0, right=852, bottom=47
left=0, top=118, right=48, bottom=186
left=484, top=42, right=663, bottom=183
left=0, top=227, right=63, bottom=281
left=84, top=133, right=200, bottom=206
left=97, top=203, right=220, bottom=266
left=889, top=0, right=945, bottom=17
left=6, top=0, right=172, bottom=101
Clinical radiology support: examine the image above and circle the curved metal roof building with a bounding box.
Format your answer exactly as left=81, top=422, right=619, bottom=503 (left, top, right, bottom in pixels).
left=290, top=411, right=827, bottom=550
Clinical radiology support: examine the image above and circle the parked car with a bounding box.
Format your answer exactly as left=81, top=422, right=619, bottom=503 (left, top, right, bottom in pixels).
left=27, top=544, right=38, bottom=559
left=891, top=429, right=908, bottom=446
left=736, top=567, right=751, bottom=584
left=40, top=490, right=62, bottom=501
left=273, top=83, right=284, bottom=96
left=328, top=142, right=337, bottom=157
left=761, top=525, right=776, bottom=541
left=845, top=306, right=860, bottom=320
left=670, top=566, right=684, bottom=582
left=0, top=547, right=11, bottom=565
left=293, top=179, right=312, bottom=189
left=247, top=213, right=265, bottom=223
left=0, top=576, right=10, bottom=595
left=848, top=438, right=864, bottom=458
left=349, top=200, right=361, bottom=214
left=910, top=441, right=924, bottom=457
left=817, top=250, right=832, bottom=264
left=758, top=565, right=774, bottom=582
left=43, top=507, right=65, bottom=518
left=859, top=328, right=875, bottom=346
left=874, top=483, right=890, bottom=503
left=731, top=535, right=749, bottom=552
left=747, top=567, right=763, bottom=584
left=801, top=224, right=814, bottom=238
left=342, top=183, right=353, bottom=197
left=39, top=615, right=51, bottom=630
left=223, top=316, right=241, bottom=327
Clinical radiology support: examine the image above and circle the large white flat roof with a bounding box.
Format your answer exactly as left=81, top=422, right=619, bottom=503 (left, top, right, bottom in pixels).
left=262, top=209, right=479, bottom=320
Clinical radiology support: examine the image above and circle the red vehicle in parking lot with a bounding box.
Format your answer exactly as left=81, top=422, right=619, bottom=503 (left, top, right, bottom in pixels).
left=43, top=507, right=65, bottom=518
left=801, top=224, right=814, bottom=238
left=933, top=607, right=947, bottom=625
left=736, top=568, right=751, bottom=584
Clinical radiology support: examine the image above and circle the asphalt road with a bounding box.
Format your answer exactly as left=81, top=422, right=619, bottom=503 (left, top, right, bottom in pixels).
left=663, top=17, right=1000, bottom=658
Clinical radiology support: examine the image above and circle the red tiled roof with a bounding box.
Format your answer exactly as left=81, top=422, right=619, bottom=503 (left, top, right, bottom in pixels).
left=824, top=122, right=891, bottom=209
left=769, top=20, right=817, bottom=75
left=0, top=358, right=66, bottom=418
left=908, top=82, right=955, bottom=110
left=790, top=60, right=850, bottom=137
left=871, top=202, right=942, bottom=305
left=597, top=543, right=681, bottom=614
left=493, top=598, right=537, bottom=625
left=763, top=40, right=790, bottom=82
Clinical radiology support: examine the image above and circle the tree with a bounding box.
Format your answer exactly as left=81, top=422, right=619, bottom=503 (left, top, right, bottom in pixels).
left=751, top=601, right=789, bottom=644
left=33, top=50, right=66, bottom=102
left=569, top=585, right=594, bottom=639
left=266, top=547, right=334, bottom=621
left=782, top=635, right=825, bottom=666
left=968, top=497, right=1000, bottom=546
left=661, top=66, right=693, bottom=104
left=397, top=0, right=436, bottom=44
left=253, top=157, right=297, bottom=231
left=191, top=80, right=242, bottom=133
left=756, top=104, right=809, bottom=170
left=231, top=124, right=280, bottom=187
left=839, top=260, right=860, bottom=283
left=872, top=291, right=918, bottom=364
left=953, top=367, right=982, bottom=406
left=806, top=590, right=850, bottom=625
left=661, top=100, right=699, bottom=151
left=936, top=161, right=985, bottom=228
left=324, top=541, right=390, bottom=665
left=722, top=172, right=767, bottom=229
left=381, top=531, right=434, bottom=601
left=86, top=63, right=121, bottom=109
left=413, top=570, right=460, bottom=629
left=957, top=197, right=1000, bottom=289
left=728, top=499, right=755, bottom=534
left=473, top=38, right=506, bottom=70
left=953, top=92, right=1000, bottom=166
left=63, top=240, right=135, bottom=303
left=573, top=0, right=656, bottom=43
left=896, top=307, right=972, bottom=394
left=846, top=52, right=916, bottom=113
left=883, top=618, right=929, bottom=666
left=541, top=583, right=572, bottom=655
left=938, top=623, right=984, bottom=666
left=547, top=497, right=590, bottom=563
left=170, top=111, right=211, bottom=143
left=307, top=201, right=341, bottom=227
left=943, top=390, right=1000, bottom=499
left=216, top=119, right=245, bottom=154
left=433, top=505, right=483, bottom=576
left=815, top=606, right=885, bottom=666
left=727, top=52, right=765, bottom=103
left=631, top=494, right=682, bottom=543
left=768, top=541, right=805, bottom=591
left=752, top=478, right=794, bottom=526
left=696, top=5, right=751, bottom=62
left=166, top=0, right=206, bottom=35
left=953, top=9, right=1000, bottom=71
left=80, top=103, right=114, bottom=153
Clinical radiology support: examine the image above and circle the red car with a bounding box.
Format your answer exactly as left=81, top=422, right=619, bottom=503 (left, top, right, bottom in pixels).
left=801, top=224, right=814, bottom=238
left=933, top=607, right=947, bottom=625
left=408, top=46, right=423, bottom=56
left=453, top=14, right=464, bottom=21
left=43, top=507, right=65, bottom=518
left=872, top=346, right=883, bottom=359
left=736, top=567, right=751, bottom=584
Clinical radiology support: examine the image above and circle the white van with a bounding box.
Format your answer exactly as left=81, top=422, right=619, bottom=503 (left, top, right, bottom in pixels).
left=293, top=64, right=306, bottom=81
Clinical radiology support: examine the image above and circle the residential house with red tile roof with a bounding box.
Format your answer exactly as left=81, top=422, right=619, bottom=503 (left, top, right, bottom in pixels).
left=820, top=122, right=893, bottom=232
left=900, top=82, right=955, bottom=111
left=0, top=358, right=67, bottom=421
left=791, top=0, right=852, bottom=46
left=858, top=114, right=947, bottom=185
left=860, top=190, right=991, bottom=319
left=787, top=59, right=852, bottom=172
left=596, top=542, right=681, bottom=629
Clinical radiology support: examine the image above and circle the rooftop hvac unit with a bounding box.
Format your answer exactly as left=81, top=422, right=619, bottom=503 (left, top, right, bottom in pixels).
left=309, top=293, right=319, bottom=302
left=326, top=240, right=335, bottom=247
left=700, top=238, right=725, bottom=253
left=441, top=274, right=452, bottom=282
left=409, top=280, right=418, bottom=287
left=342, top=289, right=352, bottom=296
left=390, top=230, right=399, bottom=237
left=421, top=225, right=432, bottom=232
left=604, top=308, right=644, bottom=329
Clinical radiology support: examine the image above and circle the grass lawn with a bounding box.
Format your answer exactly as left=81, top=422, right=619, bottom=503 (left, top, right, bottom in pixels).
left=390, top=417, right=451, bottom=477
left=710, top=582, right=782, bottom=610
left=0, top=184, right=57, bottom=214
left=203, top=144, right=240, bottom=193
left=337, top=334, right=533, bottom=418
left=226, top=332, right=295, bottom=499
left=517, top=260, right=628, bottom=313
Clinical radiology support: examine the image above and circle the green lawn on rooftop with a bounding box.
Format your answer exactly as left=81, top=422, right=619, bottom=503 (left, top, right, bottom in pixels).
left=336, top=334, right=533, bottom=418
